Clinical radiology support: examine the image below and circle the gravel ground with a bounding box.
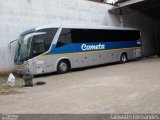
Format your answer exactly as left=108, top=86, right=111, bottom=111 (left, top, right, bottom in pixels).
left=0, top=58, right=160, bottom=114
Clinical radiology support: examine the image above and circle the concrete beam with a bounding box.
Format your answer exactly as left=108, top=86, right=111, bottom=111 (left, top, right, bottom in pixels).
left=119, top=0, right=144, bottom=7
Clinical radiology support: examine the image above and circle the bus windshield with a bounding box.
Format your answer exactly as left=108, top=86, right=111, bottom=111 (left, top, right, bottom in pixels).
left=14, top=28, right=58, bottom=63
left=14, top=35, right=32, bottom=62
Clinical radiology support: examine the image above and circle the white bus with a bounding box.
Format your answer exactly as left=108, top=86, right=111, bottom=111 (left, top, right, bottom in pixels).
left=14, top=24, right=141, bottom=75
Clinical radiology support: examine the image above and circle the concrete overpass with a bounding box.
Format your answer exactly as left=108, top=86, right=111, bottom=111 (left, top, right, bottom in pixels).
left=109, top=0, right=160, bottom=55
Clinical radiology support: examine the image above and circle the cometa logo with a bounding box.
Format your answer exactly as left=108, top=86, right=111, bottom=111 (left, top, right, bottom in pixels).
left=81, top=43, right=105, bottom=51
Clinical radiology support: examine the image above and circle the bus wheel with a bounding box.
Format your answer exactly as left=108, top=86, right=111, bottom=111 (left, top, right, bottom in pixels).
left=57, top=60, right=70, bottom=74
left=120, top=53, right=128, bottom=63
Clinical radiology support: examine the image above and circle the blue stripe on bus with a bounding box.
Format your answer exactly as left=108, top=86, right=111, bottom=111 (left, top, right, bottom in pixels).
left=47, top=41, right=141, bottom=54
left=15, top=61, right=25, bottom=65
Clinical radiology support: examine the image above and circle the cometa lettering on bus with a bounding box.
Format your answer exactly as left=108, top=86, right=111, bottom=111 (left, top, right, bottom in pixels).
left=81, top=44, right=105, bottom=51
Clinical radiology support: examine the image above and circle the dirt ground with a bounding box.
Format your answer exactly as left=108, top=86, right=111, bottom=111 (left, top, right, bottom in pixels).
left=0, top=58, right=160, bottom=114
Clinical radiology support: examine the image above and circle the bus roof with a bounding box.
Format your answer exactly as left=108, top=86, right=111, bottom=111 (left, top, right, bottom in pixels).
left=35, top=24, right=139, bottom=31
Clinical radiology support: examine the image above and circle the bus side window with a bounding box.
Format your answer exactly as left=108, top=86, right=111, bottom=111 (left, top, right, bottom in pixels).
left=56, top=29, right=71, bottom=48
left=70, top=29, right=93, bottom=43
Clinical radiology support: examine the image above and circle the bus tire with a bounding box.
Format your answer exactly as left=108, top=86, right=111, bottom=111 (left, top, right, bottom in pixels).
left=120, top=53, right=128, bottom=63
left=57, top=60, right=70, bottom=74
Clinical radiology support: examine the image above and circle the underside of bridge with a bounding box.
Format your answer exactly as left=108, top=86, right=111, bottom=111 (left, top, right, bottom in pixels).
left=109, top=0, right=160, bottom=56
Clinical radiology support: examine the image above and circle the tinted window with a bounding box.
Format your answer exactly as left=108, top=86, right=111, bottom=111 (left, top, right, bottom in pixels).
left=31, top=35, right=46, bottom=57
left=93, top=30, right=140, bottom=42
left=73, top=29, right=93, bottom=43
left=56, top=29, right=72, bottom=47
left=71, top=29, right=140, bottom=43
left=37, top=28, right=58, bottom=50
left=30, top=28, right=58, bottom=57
left=57, top=28, right=140, bottom=45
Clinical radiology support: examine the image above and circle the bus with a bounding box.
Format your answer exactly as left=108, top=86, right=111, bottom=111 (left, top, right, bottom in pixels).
left=14, top=24, right=141, bottom=75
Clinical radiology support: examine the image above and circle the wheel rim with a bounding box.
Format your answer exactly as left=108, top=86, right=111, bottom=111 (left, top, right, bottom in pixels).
left=122, top=55, right=126, bottom=62
left=59, top=62, right=67, bottom=72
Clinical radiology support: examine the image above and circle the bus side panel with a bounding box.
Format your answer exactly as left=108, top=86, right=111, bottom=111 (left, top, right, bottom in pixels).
left=110, top=50, right=121, bottom=62
left=50, top=47, right=140, bottom=73
left=32, top=57, right=48, bottom=75
left=73, top=52, right=96, bottom=68
left=111, top=48, right=136, bottom=62
left=135, top=48, right=141, bottom=58
left=43, top=47, right=141, bottom=73
left=127, top=49, right=135, bottom=60
left=72, top=50, right=114, bottom=68
left=94, top=51, right=113, bottom=65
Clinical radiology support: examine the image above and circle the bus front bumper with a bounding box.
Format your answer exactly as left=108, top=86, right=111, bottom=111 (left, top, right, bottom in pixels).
left=15, top=63, right=31, bottom=75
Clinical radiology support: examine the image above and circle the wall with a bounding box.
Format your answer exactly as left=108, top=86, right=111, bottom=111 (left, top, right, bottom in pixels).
left=155, top=20, right=160, bottom=55
left=121, top=9, right=156, bottom=56
left=0, top=0, right=119, bottom=72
